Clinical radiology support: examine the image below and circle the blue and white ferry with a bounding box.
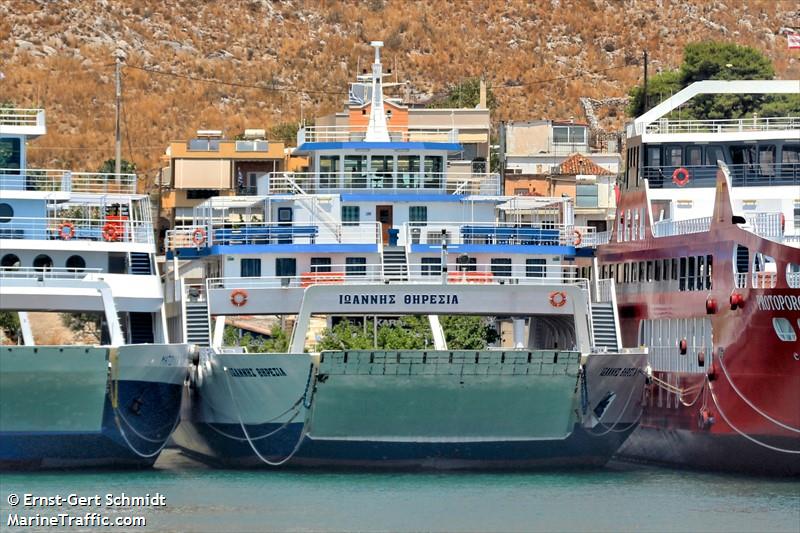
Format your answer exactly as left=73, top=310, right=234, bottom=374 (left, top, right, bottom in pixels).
left=0, top=107, right=192, bottom=468
left=165, top=42, right=648, bottom=469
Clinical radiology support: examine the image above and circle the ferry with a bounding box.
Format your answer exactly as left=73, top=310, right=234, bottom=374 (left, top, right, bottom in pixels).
left=597, top=80, right=800, bottom=475
left=0, top=107, right=192, bottom=468
left=165, top=42, right=648, bottom=469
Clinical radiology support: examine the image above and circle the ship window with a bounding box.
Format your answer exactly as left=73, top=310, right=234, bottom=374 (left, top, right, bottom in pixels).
left=654, top=260, right=661, bottom=282
left=1, top=254, right=20, bottom=268
left=686, top=146, right=702, bottom=167
left=735, top=245, right=749, bottom=273
left=782, top=145, right=800, bottom=164
left=420, top=257, right=441, bottom=276
left=409, top=206, right=428, bottom=223
left=341, top=205, right=360, bottom=226
left=0, top=203, right=13, bottom=223
left=646, top=146, right=661, bottom=167
left=397, top=156, right=421, bottom=188
left=65, top=255, right=86, bottom=271
left=275, top=258, right=295, bottom=278
left=241, top=258, right=262, bottom=277
left=795, top=205, right=800, bottom=231
left=33, top=254, right=53, bottom=270
left=623, top=263, right=629, bottom=283
left=423, top=157, right=444, bottom=189
left=108, top=253, right=126, bottom=274
left=369, top=156, right=393, bottom=188
left=787, top=263, right=800, bottom=289
left=0, top=138, right=21, bottom=171
left=667, top=146, right=682, bottom=167
left=759, top=145, right=776, bottom=176
left=490, top=258, right=512, bottom=277
left=639, top=261, right=645, bottom=283
left=705, top=255, right=713, bottom=289
left=646, top=261, right=653, bottom=282
left=670, top=258, right=678, bottom=281
left=706, top=146, right=725, bottom=166
left=319, top=156, right=339, bottom=189
left=679, top=257, right=687, bottom=291
left=730, top=145, right=756, bottom=166
left=526, top=258, right=546, bottom=278
left=345, top=257, right=367, bottom=276
left=772, top=318, right=797, bottom=342
left=344, top=156, right=367, bottom=188
left=310, top=257, right=332, bottom=273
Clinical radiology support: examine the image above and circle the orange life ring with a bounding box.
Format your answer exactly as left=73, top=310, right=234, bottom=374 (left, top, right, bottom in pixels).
left=230, top=289, right=248, bottom=307
left=672, top=167, right=691, bottom=187
left=573, top=229, right=582, bottom=246
left=548, top=291, right=567, bottom=308
left=58, top=221, right=75, bottom=240
left=102, top=223, right=118, bottom=242
left=192, top=227, right=207, bottom=246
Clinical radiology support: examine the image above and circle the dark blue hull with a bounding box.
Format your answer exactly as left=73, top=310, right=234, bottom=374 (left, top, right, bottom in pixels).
left=0, top=381, right=182, bottom=469
left=176, top=420, right=636, bottom=470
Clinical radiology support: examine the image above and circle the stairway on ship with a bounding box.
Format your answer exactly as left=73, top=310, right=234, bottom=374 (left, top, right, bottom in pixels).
left=127, top=312, right=155, bottom=344
left=590, top=302, right=619, bottom=351
left=382, top=246, right=408, bottom=281
left=185, top=301, right=211, bottom=346
left=129, top=252, right=152, bottom=275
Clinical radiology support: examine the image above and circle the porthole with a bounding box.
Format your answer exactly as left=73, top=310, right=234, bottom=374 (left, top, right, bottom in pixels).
left=65, top=255, right=86, bottom=271
left=1, top=254, right=20, bottom=268
left=0, top=203, right=13, bottom=223
left=772, top=318, right=797, bottom=342
left=33, top=254, right=53, bottom=270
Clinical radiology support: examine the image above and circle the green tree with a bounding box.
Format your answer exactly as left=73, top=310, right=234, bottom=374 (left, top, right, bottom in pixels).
left=317, top=320, right=375, bottom=350
left=441, top=315, right=498, bottom=349
left=60, top=312, right=103, bottom=343
left=223, top=324, right=291, bottom=353
left=0, top=312, right=20, bottom=343
left=626, top=41, right=795, bottom=119
left=427, top=78, right=497, bottom=110
left=270, top=122, right=300, bottom=145
left=97, top=159, right=137, bottom=175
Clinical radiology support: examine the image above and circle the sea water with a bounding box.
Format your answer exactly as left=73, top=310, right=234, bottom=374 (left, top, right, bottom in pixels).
left=1, top=451, right=798, bottom=532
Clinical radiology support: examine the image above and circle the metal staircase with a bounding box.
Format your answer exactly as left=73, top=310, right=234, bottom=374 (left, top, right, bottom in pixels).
left=185, top=300, right=211, bottom=346
left=382, top=246, right=408, bottom=281
left=590, top=302, right=619, bottom=351
left=128, top=252, right=152, bottom=275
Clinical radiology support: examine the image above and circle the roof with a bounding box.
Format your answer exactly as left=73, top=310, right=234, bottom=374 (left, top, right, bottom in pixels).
left=558, top=153, right=612, bottom=176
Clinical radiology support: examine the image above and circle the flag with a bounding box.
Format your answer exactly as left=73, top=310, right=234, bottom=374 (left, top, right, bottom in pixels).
left=789, top=32, right=800, bottom=50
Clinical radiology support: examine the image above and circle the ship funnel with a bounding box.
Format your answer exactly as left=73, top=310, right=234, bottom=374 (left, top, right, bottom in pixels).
left=364, top=41, right=391, bottom=142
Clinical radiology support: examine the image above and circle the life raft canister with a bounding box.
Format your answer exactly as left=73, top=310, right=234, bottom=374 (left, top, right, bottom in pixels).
left=672, top=167, right=691, bottom=187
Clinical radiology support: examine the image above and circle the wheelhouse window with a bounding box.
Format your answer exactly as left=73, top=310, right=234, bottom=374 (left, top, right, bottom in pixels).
left=344, top=156, right=367, bottom=188
left=0, top=137, right=21, bottom=172
left=667, top=146, right=682, bottom=167
left=345, top=257, right=367, bottom=276
left=423, top=156, right=444, bottom=189
left=759, top=145, right=776, bottom=176
left=782, top=144, right=800, bottom=164
left=772, top=318, right=797, bottom=342
left=397, top=156, right=421, bottom=188
left=369, top=156, right=393, bottom=188
left=686, top=146, right=702, bottom=167
left=646, top=146, right=661, bottom=167
left=241, top=258, right=261, bottom=277
left=730, top=145, right=756, bottom=166
left=341, top=205, right=360, bottom=226
left=706, top=145, right=725, bottom=166
left=319, top=155, right=339, bottom=189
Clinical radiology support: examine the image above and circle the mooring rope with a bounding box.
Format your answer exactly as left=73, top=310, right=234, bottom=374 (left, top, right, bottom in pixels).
left=588, top=369, right=645, bottom=437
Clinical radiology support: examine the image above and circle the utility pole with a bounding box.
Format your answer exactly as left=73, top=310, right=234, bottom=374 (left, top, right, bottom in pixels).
left=643, top=50, right=649, bottom=111
left=114, top=49, right=122, bottom=176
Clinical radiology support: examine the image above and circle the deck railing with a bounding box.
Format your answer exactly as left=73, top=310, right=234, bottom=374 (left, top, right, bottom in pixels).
left=297, top=124, right=465, bottom=144
left=0, top=266, right=102, bottom=280
left=0, top=217, right=154, bottom=244
left=0, top=168, right=137, bottom=194
left=642, top=116, right=800, bottom=135
left=0, top=108, right=45, bottom=128
left=643, top=163, right=800, bottom=188
left=651, top=217, right=712, bottom=238
left=266, top=171, right=501, bottom=196
left=402, top=222, right=597, bottom=248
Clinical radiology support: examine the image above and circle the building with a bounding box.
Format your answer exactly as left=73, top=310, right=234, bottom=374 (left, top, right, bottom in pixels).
left=158, top=130, right=286, bottom=231
left=503, top=120, right=621, bottom=232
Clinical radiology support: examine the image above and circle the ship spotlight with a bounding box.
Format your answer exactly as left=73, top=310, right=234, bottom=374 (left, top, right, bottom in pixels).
left=705, top=297, right=717, bottom=314
left=679, top=338, right=688, bottom=355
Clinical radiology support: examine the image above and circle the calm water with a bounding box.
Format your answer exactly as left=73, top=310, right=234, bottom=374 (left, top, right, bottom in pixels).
left=1, top=451, right=798, bottom=533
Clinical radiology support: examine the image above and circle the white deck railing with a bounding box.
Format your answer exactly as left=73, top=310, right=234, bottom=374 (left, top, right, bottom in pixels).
left=0, top=266, right=102, bottom=280
left=266, top=171, right=501, bottom=196
left=402, top=222, right=596, bottom=248
left=0, top=168, right=137, bottom=194
left=298, top=124, right=464, bottom=144
left=0, top=108, right=45, bottom=128
left=0, top=217, right=154, bottom=244
left=651, top=217, right=712, bottom=238
left=641, top=116, right=800, bottom=136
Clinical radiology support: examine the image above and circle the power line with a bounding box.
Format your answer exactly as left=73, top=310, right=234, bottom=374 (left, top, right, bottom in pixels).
left=493, top=64, right=631, bottom=90
left=124, top=64, right=348, bottom=96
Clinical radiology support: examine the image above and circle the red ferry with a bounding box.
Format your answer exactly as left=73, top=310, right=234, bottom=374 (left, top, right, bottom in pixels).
left=596, top=80, right=800, bottom=475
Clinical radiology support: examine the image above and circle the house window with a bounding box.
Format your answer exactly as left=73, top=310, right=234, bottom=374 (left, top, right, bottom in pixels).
left=576, top=184, right=599, bottom=208
left=772, top=318, right=797, bottom=342
left=514, top=188, right=529, bottom=195
left=241, top=258, right=262, bottom=277
left=319, top=155, right=339, bottom=189
left=421, top=257, right=441, bottom=276
left=310, top=257, right=332, bottom=273
left=491, top=258, right=512, bottom=277
left=275, top=258, right=296, bottom=277
left=552, top=126, right=587, bottom=146
left=409, top=206, right=428, bottom=224
left=187, top=138, right=220, bottom=151
left=341, top=205, right=360, bottom=226
left=526, top=258, right=546, bottom=278
left=345, top=257, right=367, bottom=276
left=186, top=189, right=219, bottom=199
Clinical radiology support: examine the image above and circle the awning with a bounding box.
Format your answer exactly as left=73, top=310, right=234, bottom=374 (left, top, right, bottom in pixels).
left=496, top=197, right=565, bottom=211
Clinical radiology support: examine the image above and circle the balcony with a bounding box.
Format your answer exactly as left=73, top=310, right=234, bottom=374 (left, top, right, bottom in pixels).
left=0, top=217, right=154, bottom=245
left=0, top=108, right=46, bottom=136
left=644, top=163, right=800, bottom=189
left=0, top=168, right=137, bottom=194
left=267, top=171, right=501, bottom=196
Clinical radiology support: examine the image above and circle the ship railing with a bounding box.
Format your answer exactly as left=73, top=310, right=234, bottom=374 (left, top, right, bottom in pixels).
left=266, top=171, right=501, bottom=196
left=184, top=283, right=208, bottom=303
left=402, top=222, right=597, bottom=248
left=742, top=212, right=784, bottom=239
left=781, top=234, right=800, bottom=248
left=652, top=216, right=711, bottom=238
left=0, top=217, right=154, bottom=244
left=594, top=278, right=615, bottom=303
left=207, top=263, right=589, bottom=290
left=752, top=271, right=778, bottom=289
left=165, top=221, right=381, bottom=250
left=787, top=271, right=800, bottom=288
left=734, top=273, right=748, bottom=289
left=589, top=230, right=611, bottom=246
left=634, top=115, right=800, bottom=136
left=297, top=124, right=463, bottom=144
left=0, top=168, right=137, bottom=194
left=643, top=163, right=800, bottom=189
left=0, top=266, right=102, bottom=280
left=0, top=108, right=45, bottom=128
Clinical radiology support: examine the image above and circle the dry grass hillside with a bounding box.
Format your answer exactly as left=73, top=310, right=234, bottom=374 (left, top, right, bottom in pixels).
left=2, top=0, right=798, bottom=185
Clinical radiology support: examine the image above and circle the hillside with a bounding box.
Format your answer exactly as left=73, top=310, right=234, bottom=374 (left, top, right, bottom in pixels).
left=2, top=0, right=798, bottom=182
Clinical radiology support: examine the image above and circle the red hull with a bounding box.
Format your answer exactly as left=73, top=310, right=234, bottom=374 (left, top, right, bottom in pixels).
left=599, top=171, right=800, bottom=475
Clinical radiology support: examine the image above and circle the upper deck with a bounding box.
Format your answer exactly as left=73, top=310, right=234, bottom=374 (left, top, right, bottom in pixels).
left=0, top=108, right=46, bottom=137
left=0, top=169, right=137, bottom=194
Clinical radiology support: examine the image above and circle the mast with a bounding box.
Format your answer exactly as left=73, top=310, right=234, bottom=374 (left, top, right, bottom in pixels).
left=364, top=41, right=391, bottom=142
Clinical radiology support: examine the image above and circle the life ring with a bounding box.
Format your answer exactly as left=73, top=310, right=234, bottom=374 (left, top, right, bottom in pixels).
left=548, top=291, right=567, bottom=308
left=58, top=221, right=75, bottom=240
left=230, top=289, right=248, bottom=307
left=672, top=167, right=691, bottom=187
left=102, top=223, right=118, bottom=242
left=573, top=229, right=582, bottom=246
left=192, top=227, right=207, bottom=246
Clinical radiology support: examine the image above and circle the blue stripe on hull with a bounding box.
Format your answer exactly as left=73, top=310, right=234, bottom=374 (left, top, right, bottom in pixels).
left=0, top=381, right=182, bottom=469
left=177, top=421, right=635, bottom=470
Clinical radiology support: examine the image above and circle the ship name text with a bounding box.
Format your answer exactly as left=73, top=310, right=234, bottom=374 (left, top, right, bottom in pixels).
left=756, top=294, right=800, bottom=312
left=228, top=367, right=287, bottom=378
left=338, top=293, right=460, bottom=306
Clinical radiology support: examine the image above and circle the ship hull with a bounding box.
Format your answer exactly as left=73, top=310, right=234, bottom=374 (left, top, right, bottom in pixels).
left=0, top=344, right=189, bottom=469
left=174, top=350, right=647, bottom=469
